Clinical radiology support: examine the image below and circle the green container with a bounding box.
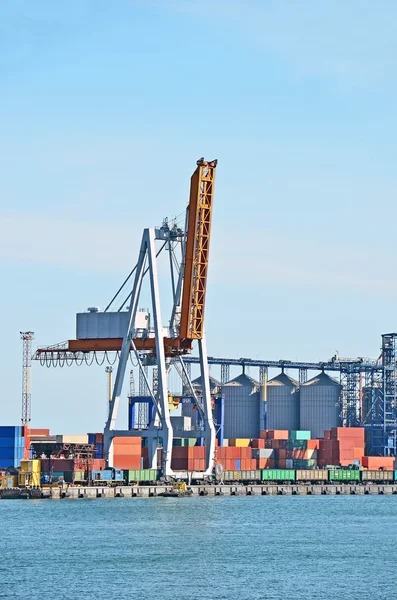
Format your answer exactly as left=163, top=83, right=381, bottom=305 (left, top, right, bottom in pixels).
left=329, top=469, right=360, bottom=481
left=286, top=440, right=308, bottom=450
left=261, top=469, right=295, bottom=481
left=74, top=471, right=85, bottom=481
left=124, top=469, right=160, bottom=482
left=394, top=471, right=397, bottom=482
left=173, top=438, right=197, bottom=447
left=290, top=431, right=311, bottom=441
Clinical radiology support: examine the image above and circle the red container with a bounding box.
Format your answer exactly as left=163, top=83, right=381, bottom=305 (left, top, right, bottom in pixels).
left=29, top=428, right=50, bottom=436
left=259, top=431, right=267, bottom=439
left=251, top=439, right=265, bottom=449
left=40, top=458, right=74, bottom=472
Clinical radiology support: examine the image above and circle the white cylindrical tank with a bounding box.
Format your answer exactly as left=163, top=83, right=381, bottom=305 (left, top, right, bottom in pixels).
left=267, top=372, right=299, bottom=431
left=299, top=372, right=341, bottom=438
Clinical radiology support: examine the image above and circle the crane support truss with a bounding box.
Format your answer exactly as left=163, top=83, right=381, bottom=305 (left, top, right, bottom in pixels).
left=179, top=159, right=217, bottom=339
left=21, top=331, right=34, bottom=426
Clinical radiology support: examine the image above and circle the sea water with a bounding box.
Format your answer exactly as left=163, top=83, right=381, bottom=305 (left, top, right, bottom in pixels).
left=0, top=495, right=394, bottom=599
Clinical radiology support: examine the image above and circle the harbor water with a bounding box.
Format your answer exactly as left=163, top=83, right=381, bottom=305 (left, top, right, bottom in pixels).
left=0, top=495, right=394, bottom=599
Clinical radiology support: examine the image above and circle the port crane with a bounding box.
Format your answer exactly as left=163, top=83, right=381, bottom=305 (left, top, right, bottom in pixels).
left=34, top=158, right=218, bottom=478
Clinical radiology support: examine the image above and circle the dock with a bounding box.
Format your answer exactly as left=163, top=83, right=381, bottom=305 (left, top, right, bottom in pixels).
left=3, top=484, right=397, bottom=499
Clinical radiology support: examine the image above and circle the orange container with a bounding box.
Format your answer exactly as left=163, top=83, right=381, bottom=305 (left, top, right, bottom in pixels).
left=113, top=444, right=141, bottom=456
left=113, top=456, right=141, bottom=469
left=331, top=427, right=364, bottom=440
left=362, top=456, right=394, bottom=470
left=267, top=430, right=289, bottom=440
left=307, top=439, right=320, bottom=450
left=113, top=436, right=142, bottom=446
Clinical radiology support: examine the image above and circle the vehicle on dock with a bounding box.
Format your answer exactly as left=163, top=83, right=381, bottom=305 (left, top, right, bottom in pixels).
left=158, top=482, right=193, bottom=497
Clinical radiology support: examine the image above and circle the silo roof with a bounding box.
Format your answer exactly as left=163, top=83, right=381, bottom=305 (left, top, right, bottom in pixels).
left=223, top=373, right=259, bottom=387
left=192, top=375, right=221, bottom=389
left=267, top=372, right=298, bottom=387
left=302, top=372, right=340, bottom=387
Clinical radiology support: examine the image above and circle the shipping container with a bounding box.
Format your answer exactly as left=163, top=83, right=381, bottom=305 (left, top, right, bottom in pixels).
left=290, top=431, right=311, bottom=440
left=328, top=469, right=360, bottom=481
left=361, top=470, right=394, bottom=481
left=296, top=469, right=328, bottom=481
left=124, top=469, right=160, bottom=482
left=261, top=469, right=295, bottom=481
left=0, top=426, right=23, bottom=438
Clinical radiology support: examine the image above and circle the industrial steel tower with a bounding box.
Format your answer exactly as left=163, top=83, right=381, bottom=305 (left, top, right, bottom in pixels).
left=20, top=331, right=34, bottom=426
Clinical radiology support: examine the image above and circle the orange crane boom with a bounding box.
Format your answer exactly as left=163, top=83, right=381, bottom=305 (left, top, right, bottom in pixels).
left=179, top=158, right=217, bottom=340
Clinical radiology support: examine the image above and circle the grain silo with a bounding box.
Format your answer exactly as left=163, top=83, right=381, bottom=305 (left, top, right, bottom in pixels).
left=267, top=372, right=299, bottom=430
left=300, top=372, right=342, bottom=438
left=181, top=375, right=221, bottom=428
left=223, top=373, right=260, bottom=439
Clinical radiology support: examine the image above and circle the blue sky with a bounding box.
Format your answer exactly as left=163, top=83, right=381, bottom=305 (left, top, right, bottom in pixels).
left=1, top=0, right=397, bottom=432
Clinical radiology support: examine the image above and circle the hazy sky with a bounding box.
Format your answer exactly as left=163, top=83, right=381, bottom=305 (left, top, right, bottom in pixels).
left=1, top=0, right=397, bottom=432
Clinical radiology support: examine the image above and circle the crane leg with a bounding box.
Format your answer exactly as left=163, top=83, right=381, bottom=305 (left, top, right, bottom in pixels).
left=198, top=334, right=216, bottom=475
left=147, top=228, right=174, bottom=477
left=104, top=233, right=147, bottom=464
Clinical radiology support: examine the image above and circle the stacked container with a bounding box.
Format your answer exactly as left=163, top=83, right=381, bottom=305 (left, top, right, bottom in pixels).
left=0, top=426, right=25, bottom=468
left=112, top=437, right=142, bottom=470
left=172, top=446, right=206, bottom=471
left=88, top=433, right=104, bottom=458
left=318, top=427, right=364, bottom=467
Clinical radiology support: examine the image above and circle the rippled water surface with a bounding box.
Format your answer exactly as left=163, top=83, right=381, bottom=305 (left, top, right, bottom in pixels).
left=0, top=495, right=394, bottom=599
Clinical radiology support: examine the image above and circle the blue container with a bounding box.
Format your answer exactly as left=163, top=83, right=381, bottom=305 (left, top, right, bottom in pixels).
left=0, top=447, right=14, bottom=459
left=0, top=458, right=15, bottom=469
left=88, top=433, right=96, bottom=444
left=236, top=459, right=241, bottom=470
left=0, top=426, right=22, bottom=438
left=0, top=437, right=17, bottom=448
left=95, top=444, right=103, bottom=458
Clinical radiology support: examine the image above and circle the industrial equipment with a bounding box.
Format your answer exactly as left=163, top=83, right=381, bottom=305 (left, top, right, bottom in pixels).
left=34, top=159, right=218, bottom=477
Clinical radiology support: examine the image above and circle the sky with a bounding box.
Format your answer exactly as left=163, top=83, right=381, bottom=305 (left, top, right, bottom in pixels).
left=1, top=0, right=397, bottom=432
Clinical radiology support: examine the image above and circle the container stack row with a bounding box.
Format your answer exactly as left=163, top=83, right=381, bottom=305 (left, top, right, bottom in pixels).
left=0, top=426, right=27, bottom=469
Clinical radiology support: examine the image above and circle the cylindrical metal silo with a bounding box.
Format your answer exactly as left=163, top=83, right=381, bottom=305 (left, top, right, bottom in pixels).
left=222, top=373, right=260, bottom=439
left=267, top=372, right=299, bottom=431
left=299, top=372, right=341, bottom=438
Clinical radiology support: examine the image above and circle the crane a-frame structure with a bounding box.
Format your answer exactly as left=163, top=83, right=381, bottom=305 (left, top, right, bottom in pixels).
left=35, top=158, right=218, bottom=478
